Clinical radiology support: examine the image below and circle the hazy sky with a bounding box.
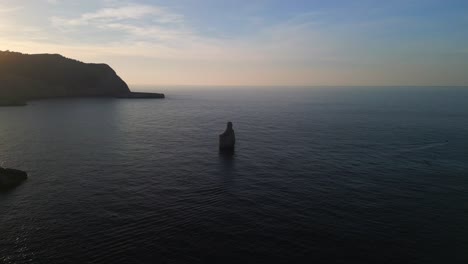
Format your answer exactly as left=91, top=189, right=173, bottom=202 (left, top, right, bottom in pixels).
left=1, top=0, right=467, bottom=86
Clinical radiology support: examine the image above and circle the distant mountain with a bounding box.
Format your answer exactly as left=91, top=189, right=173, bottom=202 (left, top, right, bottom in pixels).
left=0, top=51, right=164, bottom=106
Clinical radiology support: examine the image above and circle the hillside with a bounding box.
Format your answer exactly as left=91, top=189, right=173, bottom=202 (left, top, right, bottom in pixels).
left=0, top=51, right=164, bottom=105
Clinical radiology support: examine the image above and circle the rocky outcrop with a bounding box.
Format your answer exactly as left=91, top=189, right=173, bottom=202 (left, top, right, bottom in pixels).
left=0, top=50, right=164, bottom=104
left=117, top=92, right=165, bottom=99
left=0, top=98, right=27, bottom=106
left=0, top=167, right=28, bottom=190
left=219, top=122, right=236, bottom=151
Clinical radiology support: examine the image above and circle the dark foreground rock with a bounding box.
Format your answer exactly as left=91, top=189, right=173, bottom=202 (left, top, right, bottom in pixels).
left=219, top=122, right=236, bottom=152
left=0, top=167, right=28, bottom=190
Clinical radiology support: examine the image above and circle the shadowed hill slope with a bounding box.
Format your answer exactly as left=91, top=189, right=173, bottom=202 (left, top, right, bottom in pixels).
left=0, top=51, right=164, bottom=105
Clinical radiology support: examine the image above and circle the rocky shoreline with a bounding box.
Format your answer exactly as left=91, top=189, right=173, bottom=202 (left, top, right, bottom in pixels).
left=117, top=92, right=165, bottom=99
left=0, top=98, right=27, bottom=107
left=0, top=92, right=165, bottom=107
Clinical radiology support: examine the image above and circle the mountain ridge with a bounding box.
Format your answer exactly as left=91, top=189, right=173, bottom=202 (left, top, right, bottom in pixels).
left=0, top=51, right=164, bottom=106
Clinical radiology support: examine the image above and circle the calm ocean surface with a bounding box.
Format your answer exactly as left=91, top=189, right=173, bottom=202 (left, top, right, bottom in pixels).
left=1, top=86, right=467, bottom=263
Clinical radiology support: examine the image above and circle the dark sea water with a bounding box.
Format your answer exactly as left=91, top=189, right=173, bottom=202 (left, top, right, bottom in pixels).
left=1, top=86, right=467, bottom=264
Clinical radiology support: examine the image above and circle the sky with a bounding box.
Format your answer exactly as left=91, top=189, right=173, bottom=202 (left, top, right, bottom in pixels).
left=0, top=0, right=467, bottom=86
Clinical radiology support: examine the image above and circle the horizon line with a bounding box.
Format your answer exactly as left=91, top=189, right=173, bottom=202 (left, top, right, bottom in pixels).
left=129, top=84, right=468, bottom=88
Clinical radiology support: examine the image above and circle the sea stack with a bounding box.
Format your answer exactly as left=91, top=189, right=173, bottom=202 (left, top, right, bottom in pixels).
left=219, top=122, right=236, bottom=151
left=0, top=167, right=28, bottom=190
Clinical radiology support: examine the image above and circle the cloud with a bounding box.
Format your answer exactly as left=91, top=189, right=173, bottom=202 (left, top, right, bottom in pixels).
left=47, top=2, right=336, bottom=62
left=51, top=3, right=183, bottom=27
left=103, top=23, right=192, bottom=41
left=49, top=1, right=191, bottom=48
left=0, top=5, right=23, bottom=13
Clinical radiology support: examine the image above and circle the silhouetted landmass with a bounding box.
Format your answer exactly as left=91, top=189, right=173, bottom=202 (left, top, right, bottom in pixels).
left=0, top=97, right=27, bottom=106
left=0, top=167, right=27, bottom=191
left=117, top=92, right=167, bottom=99
left=0, top=50, right=164, bottom=106
left=219, top=121, right=236, bottom=152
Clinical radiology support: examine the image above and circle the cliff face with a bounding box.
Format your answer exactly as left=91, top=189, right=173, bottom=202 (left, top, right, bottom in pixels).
left=0, top=51, right=164, bottom=103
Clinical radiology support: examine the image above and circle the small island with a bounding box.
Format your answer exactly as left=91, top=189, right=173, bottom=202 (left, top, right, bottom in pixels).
left=0, top=167, right=28, bottom=190
left=0, top=50, right=164, bottom=106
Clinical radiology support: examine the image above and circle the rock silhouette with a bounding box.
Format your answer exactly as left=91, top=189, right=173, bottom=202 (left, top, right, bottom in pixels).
left=219, top=122, right=236, bottom=151
left=0, top=50, right=164, bottom=106
left=0, top=167, right=28, bottom=190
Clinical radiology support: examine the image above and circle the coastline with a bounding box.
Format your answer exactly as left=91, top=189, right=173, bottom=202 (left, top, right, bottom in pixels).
left=0, top=98, right=27, bottom=107
left=0, top=92, right=165, bottom=107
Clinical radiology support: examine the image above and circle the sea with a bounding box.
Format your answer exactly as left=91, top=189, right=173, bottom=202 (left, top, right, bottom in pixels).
left=1, top=86, right=467, bottom=264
